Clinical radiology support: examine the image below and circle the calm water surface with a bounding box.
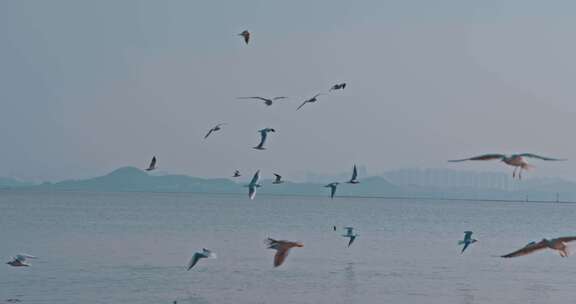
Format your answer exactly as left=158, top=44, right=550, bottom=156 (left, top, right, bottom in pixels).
left=1, top=191, right=576, bottom=303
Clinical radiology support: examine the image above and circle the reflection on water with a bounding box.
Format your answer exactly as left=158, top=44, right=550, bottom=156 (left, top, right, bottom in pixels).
left=341, top=262, right=357, bottom=303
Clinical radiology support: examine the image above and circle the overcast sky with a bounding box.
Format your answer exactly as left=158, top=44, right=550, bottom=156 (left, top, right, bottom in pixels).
left=1, top=0, right=576, bottom=181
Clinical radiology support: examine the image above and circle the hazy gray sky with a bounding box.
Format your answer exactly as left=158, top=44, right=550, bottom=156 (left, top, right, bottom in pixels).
left=2, top=0, right=576, bottom=181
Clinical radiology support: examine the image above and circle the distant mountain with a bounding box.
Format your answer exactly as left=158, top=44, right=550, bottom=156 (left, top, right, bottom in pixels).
left=0, top=177, right=35, bottom=189
left=32, top=167, right=240, bottom=193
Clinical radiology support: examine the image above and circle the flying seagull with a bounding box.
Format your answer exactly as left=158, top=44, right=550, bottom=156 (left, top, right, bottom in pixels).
left=6, top=254, right=36, bottom=267
left=247, top=170, right=261, bottom=200
left=238, top=30, right=250, bottom=44
left=272, top=173, right=284, bottom=184
left=325, top=182, right=339, bottom=199
left=342, top=227, right=358, bottom=247
left=187, top=248, right=216, bottom=270
left=297, top=93, right=323, bottom=111
left=265, top=238, right=303, bottom=267
left=458, top=231, right=477, bottom=254
left=329, top=83, right=346, bottom=91
left=254, top=128, right=275, bottom=150
left=204, top=123, right=227, bottom=139
left=233, top=170, right=241, bottom=178
left=347, top=165, right=360, bottom=184
left=501, top=237, right=576, bottom=258
left=449, top=153, right=566, bottom=179
left=145, top=156, right=157, bottom=171
left=333, top=225, right=337, bottom=231
left=237, top=96, right=288, bottom=106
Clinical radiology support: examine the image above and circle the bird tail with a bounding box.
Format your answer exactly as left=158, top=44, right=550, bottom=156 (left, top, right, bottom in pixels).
left=522, top=163, right=534, bottom=170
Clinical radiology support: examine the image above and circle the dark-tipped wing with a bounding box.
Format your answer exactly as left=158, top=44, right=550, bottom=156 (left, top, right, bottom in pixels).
left=330, top=186, right=337, bottom=198
left=296, top=100, right=308, bottom=110
left=501, top=240, right=548, bottom=258
left=147, top=156, right=157, bottom=170
left=449, top=154, right=506, bottom=162
left=351, top=165, right=358, bottom=180
left=461, top=242, right=470, bottom=254
left=238, top=96, right=269, bottom=102
left=273, top=248, right=290, bottom=267
left=555, top=236, right=576, bottom=243
left=258, top=130, right=268, bottom=146
left=249, top=170, right=260, bottom=185
left=187, top=253, right=203, bottom=270
left=204, top=128, right=214, bottom=139
left=273, top=173, right=282, bottom=182
left=464, top=231, right=473, bottom=241
left=272, top=96, right=288, bottom=100
left=517, top=153, right=566, bottom=161
left=348, top=235, right=356, bottom=247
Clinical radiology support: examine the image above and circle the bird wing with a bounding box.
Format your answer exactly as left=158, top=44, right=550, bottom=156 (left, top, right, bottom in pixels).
left=461, top=242, right=470, bottom=254
left=312, top=93, right=323, bottom=99
left=204, top=128, right=214, bottom=139
left=351, top=165, right=358, bottom=180
left=273, top=248, right=290, bottom=267
left=555, top=236, right=576, bottom=243
left=448, top=154, right=506, bottom=162
left=501, top=240, right=548, bottom=258
left=464, top=231, right=473, bottom=241
left=187, top=253, right=203, bottom=270
left=249, top=170, right=260, bottom=186
left=249, top=186, right=257, bottom=200
left=296, top=100, right=308, bottom=110
left=331, top=185, right=337, bottom=198
left=148, top=156, right=157, bottom=169
left=348, top=235, right=356, bottom=247
left=273, top=173, right=281, bottom=182
left=516, top=153, right=566, bottom=161
left=237, top=97, right=269, bottom=102
left=244, top=32, right=250, bottom=44
left=272, top=96, right=288, bottom=100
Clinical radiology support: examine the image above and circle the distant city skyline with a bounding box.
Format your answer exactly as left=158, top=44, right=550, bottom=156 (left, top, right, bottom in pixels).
left=1, top=1, right=575, bottom=182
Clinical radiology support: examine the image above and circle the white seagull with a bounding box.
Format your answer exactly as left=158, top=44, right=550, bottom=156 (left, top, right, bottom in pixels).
left=247, top=170, right=261, bottom=200
left=237, top=96, right=288, bottom=106
left=204, top=123, right=227, bottom=139
left=6, top=254, right=37, bottom=267
left=272, top=173, right=284, bottom=184
left=187, top=248, right=216, bottom=270
left=342, top=227, right=358, bottom=247
left=449, top=153, right=566, bottom=179
left=347, top=165, right=360, bottom=184
left=325, top=182, right=339, bottom=199
left=254, top=128, right=275, bottom=150
left=145, top=156, right=157, bottom=171
left=501, top=237, right=576, bottom=258
left=297, top=93, right=323, bottom=111
left=329, top=83, right=346, bottom=91
left=265, top=238, right=303, bottom=267
left=238, top=30, right=250, bottom=44
left=458, top=231, right=477, bottom=254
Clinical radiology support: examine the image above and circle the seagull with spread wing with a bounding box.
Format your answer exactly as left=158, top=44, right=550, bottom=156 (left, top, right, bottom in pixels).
left=501, top=237, right=576, bottom=258
left=297, top=93, right=324, bottom=111
left=272, top=173, right=284, bottom=184
left=246, top=170, right=261, bottom=200
left=347, top=165, right=360, bottom=184
left=325, top=182, right=339, bottom=199
left=187, top=248, right=216, bottom=270
left=265, top=238, right=303, bottom=267
left=237, top=96, right=288, bottom=106
left=204, top=123, right=227, bottom=139
left=254, top=128, right=275, bottom=150
left=238, top=30, right=250, bottom=44
left=449, top=153, right=566, bottom=179
left=458, top=231, right=477, bottom=254
left=6, top=254, right=36, bottom=267
left=233, top=170, right=241, bottom=178
left=329, top=83, right=346, bottom=91
left=342, top=227, right=358, bottom=247
left=145, top=156, right=157, bottom=171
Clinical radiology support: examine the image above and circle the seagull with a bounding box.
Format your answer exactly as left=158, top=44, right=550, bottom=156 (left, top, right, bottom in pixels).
left=237, top=96, right=288, bottom=106
left=233, top=170, right=241, bottom=178
left=448, top=153, right=566, bottom=179
left=272, top=173, right=284, bottom=184
left=347, top=165, right=360, bottom=184
left=297, top=93, right=323, bottom=111
left=265, top=238, right=303, bottom=267
left=247, top=170, right=261, bottom=200
left=333, top=226, right=337, bottom=231
left=501, top=237, right=576, bottom=258
left=6, top=254, right=36, bottom=267
left=204, top=123, right=227, bottom=139
left=238, top=30, right=250, bottom=44
left=342, top=227, right=358, bottom=247
left=458, top=231, right=477, bottom=254
left=253, top=128, right=275, bottom=150
left=329, top=83, right=346, bottom=91
left=187, top=248, right=216, bottom=270
left=145, top=156, right=157, bottom=171
left=325, top=182, right=339, bottom=199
